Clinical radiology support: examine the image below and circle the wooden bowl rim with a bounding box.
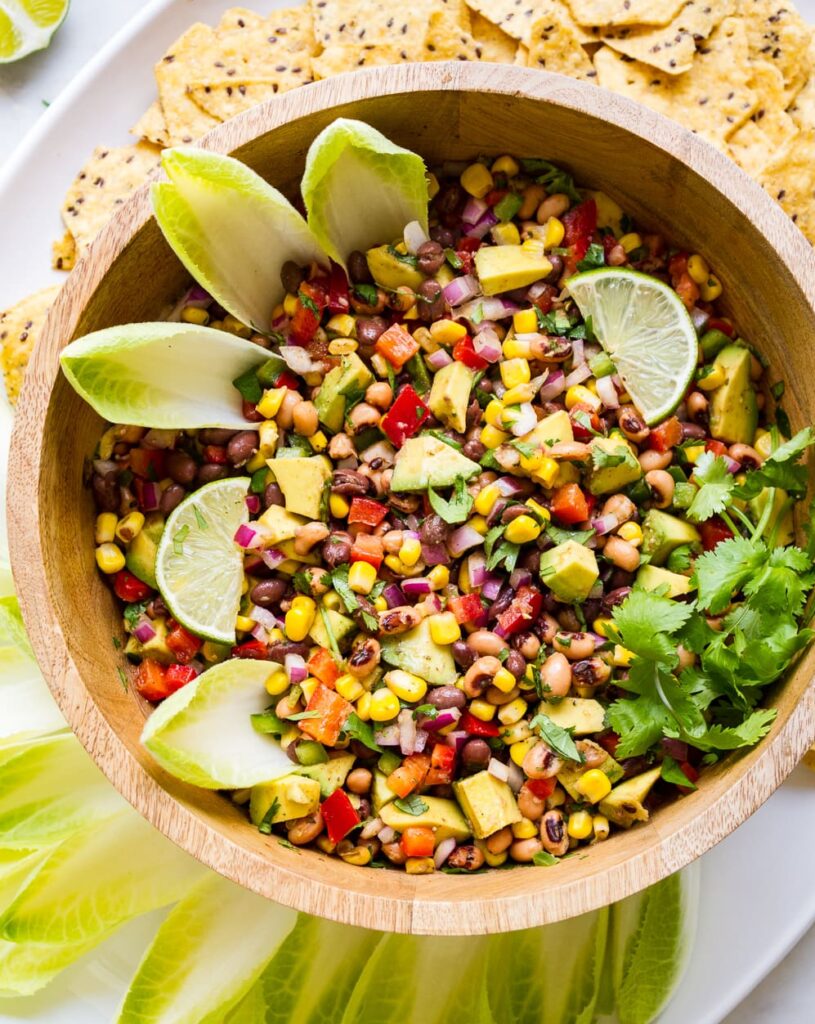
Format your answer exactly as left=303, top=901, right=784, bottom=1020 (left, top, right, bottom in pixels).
left=9, top=62, right=815, bottom=935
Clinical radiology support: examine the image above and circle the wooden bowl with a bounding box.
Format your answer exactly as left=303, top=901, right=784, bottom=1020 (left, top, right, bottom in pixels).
left=9, top=63, right=815, bottom=935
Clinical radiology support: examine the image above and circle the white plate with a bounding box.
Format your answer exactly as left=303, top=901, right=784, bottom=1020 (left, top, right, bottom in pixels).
left=1, top=1, right=815, bottom=1020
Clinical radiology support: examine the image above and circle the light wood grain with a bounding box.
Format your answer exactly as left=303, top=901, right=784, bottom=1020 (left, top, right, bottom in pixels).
left=8, top=63, right=815, bottom=936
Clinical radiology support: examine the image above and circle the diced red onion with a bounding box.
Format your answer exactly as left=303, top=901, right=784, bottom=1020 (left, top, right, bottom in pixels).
left=375, top=725, right=401, bottom=746
left=462, top=197, right=488, bottom=226
left=527, top=281, right=551, bottom=302
left=509, top=403, right=537, bottom=436
left=444, top=730, right=469, bottom=751
left=259, top=547, right=286, bottom=570
left=250, top=622, right=268, bottom=643
left=383, top=583, right=406, bottom=609
left=488, top=758, right=510, bottom=783
left=662, top=738, right=690, bottom=761
left=473, top=328, right=502, bottom=363
left=234, top=524, right=260, bottom=549
left=595, top=374, right=619, bottom=409
left=398, top=709, right=417, bottom=756
left=691, top=306, right=711, bottom=333
left=572, top=337, right=585, bottom=366
left=509, top=568, right=532, bottom=590
left=506, top=759, right=524, bottom=793
left=474, top=319, right=499, bottom=335
left=422, top=708, right=461, bottom=733
left=539, top=369, right=566, bottom=402
left=467, top=552, right=488, bottom=589
left=285, top=653, right=308, bottom=685
left=245, top=494, right=261, bottom=514
left=250, top=605, right=280, bottom=630
left=590, top=632, right=607, bottom=649
left=434, top=836, right=457, bottom=869
left=378, top=825, right=396, bottom=845
left=278, top=346, right=315, bottom=374
left=133, top=618, right=156, bottom=644
left=443, top=274, right=480, bottom=307
left=405, top=514, right=420, bottom=533
left=361, top=440, right=395, bottom=466
left=404, top=220, right=429, bottom=255
left=402, top=577, right=432, bottom=598
left=426, top=348, right=453, bottom=371
left=590, top=513, right=619, bottom=536
left=564, top=363, right=593, bottom=388
left=584, top=343, right=602, bottom=361
left=496, top=476, right=526, bottom=498
left=187, top=284, right=213, bottom=304
left=421, top=593, right=443, bottom=615
left=413, top=731, right=428, bottom=753
left=93, top=459, right=118, bottom=476
left=723, top=455, right=741, bottom=474
left=494, top=622, right=508, bottom=639
left=448, top=525, right=484, bottom=558
left=458, top=297, right=519, bottom=322
left=464, top=211, right=497, bottom=241
left=481, top=575, right=503, bottom=601
left=611, top=374, right=625, bottom=392
left=421, top=542, right=449, bottom=566
left=140, top=482, right=161, bottom=512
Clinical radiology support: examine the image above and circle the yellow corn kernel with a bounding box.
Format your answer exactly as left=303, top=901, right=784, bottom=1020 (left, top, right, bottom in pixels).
left=492, top=222, right=521, bottom=246
left=592, top=617, right=613, bottom=638
left=469, top=699, right=496, bottom=722
left=399, top=537, right=422, bottom=567
left=315, top=835, right=337, bottom=855
left=531, top=457, right=560, bottom=489
left=618, top=521, right=643, bottom=547
left=384, top=554, right=407, bottom=575
left=428, top=565, right=450, bottom=590
left=245, top=451, right=266, bottom=473
left=518, top=449, right=544, bottom=474
left=504, top=514, right=541, bottom=545
left=328, top=338, right=358, bottom=356
left=460, top=162, right=494, bottom=198
left=474, top=483, right=502, bottom=515
left=522, top=238, right=546, bottom=260
left=430, top=318, right=468, bottom=346
left=241, top=576, right=250, bottom=596
left=543, top=216, right=565, bottom=249
left=486, top=666, right=513, bottom=695
left=481, top=424, right=509, bottom=449
left=435, top=264, right=454, bottom=289
left=500, top=358, right=531, bottom=389
left=355, top=692, right=372, bottom=721
left=267, top=628, right=284, bottom=644
left=501, top=720, right=533, bottom=745
left=619, top=232, right=643, bottom=254
left=339, top=845, right=372, bottom=867
left=256, top=420, right=278, bottom=456
left=698, top=364, right=726, bottom=391
left=257, top=388, right=287, bottom=419
left=553, top=462, right=580, bottom=487
left=329, top=493, right=350, bottom=518
left=684, top=444, right=706, bottom=465
left=180, top=304, right=210, bottom=326
left=405, top=856, right=436, bottom=875
left=467, top=515, right=489, bottom=536
left=264, top=670, right=290, bottom=696
left=285, top=603, right=316, bottom=642
left=613, top=645, right=634, bottom=667
left=512, top=817, right=538, bottom=840
left=348, top=561, right=377, bottom=594
left=458, top=560, right=471, bottom=594
left=385, top=669, right=427, bottom=703
left=369, top=687, right=401, bottom=721
left=700, top=274, right=723, bottom=302
left=567, top=810, right=594, bottom=840
left=491, top=154, right=520, bottom=177
left=371, top=595, right=387, bottom=613
left=512, top=308, right=539, bottom=335
left=223, top=315, right=251, bottom=338
left=300, top=676, right=319, bottom=703
left=593, top=814, right=610, bottom=842
left=326, top=313, right=356, bottom=337
left=283, top=292, right=299, bottom=317
left=429, top=612, right=461, bottom=646
left=480, top=843, right=508, bottom=868
left=412, top=326, right=438, bottom=353
left=687, top=253, right=710, bottom=285
left=209, top=320, right=224, bottom=331
left=502, top=336, right=533, bottom=359
left=115, top=510, right=144, bottom=544
left=235, top=615, right=255, bottom=633
left=575, top=768, right=614, bottom=804
left=322, top=590, right=342, bottom=612
left=484, top=399, right=506, bottom=429
left=524, top=498, right=551, bottom=523
left=497, top=697, right=527, bottom=726
left=95, top=543, right=125, bottom=574
left=426, top=171, right=440, bottom=200
left=336, top=673, right=365, bottom=701
left=565, top=384, right=601, bottom=411
left=94, top=512, right=118, bottom=545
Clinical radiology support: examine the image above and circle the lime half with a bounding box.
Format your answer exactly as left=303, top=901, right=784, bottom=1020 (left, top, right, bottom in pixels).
left=0, top=0, right=70, bottom=63
left=156, top=477, right=250, bottom=645
left=567, top=268, right=698, bottom=425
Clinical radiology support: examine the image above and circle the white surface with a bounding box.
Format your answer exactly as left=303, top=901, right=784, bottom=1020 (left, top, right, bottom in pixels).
left=1, top=1, right=815, bottom=1021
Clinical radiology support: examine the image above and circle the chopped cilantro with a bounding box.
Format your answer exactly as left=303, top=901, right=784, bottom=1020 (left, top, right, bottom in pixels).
left=530, top=713, right=583, bottom=762
left=393, top=794, right=430, bottom=816
left=661, top=756, right=697, bottom=790
left=329, top=564, right=379, bottom=632
left=173, top=524, right=189, bottom=556
left=258, top=798, right=280, bottom=834
left=427, top=476, right=474, bottom=525
left=343, top=712, right=382, bottom=753
left=576, top=242, right=606, bottom=272
left=686, top=453, right=735, bottom=523
left=591, top=443, right=628, bottom=471
left=193, top=505, right=208, bottom=530
left=532, top=850, right=560, bottom=867
left=352, top=283, right=379, bottom=306
left=123, top=601, right=148, bottom=628
left=521, top=158, right=582, bottom=203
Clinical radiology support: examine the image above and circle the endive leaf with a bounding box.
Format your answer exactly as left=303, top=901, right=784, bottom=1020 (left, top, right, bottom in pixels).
left=153, top=147, right=326, bottom=333
left=117, top=874, right=297, bottom=1024
left=0, top=937, right=99, bottom=997
left=302, top=118, right=429, bottom=268
left=60, top=322, right=266, bottom=429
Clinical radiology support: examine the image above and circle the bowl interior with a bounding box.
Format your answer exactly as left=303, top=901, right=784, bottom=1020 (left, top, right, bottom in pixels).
left=11, top=64, right=815, bottom=935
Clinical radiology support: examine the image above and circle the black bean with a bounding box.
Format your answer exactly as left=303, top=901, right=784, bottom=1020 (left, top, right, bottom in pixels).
left=608, top=569, right=635, bottom=591
left=280, top=260, right=305, bottom=294
left=197, top=464, right=228, bottom=484
left=416, top=240, right=445, bottom=275
left=263, top=483, right=285, bottom=509
left=251, top=578, right=287, bottom=608
left=227, top=430, right=259, bottom=467
left=430, top=225, right=456, bottom=248
left=505, top=650, right=526, bottom=680
left=603, top=586, right=632, bottom=612
left=544, top=255, right=564, bottom=284
left=91, top=472, right=120, bottom=512
left=331, top=469, right=369, bottom=495
left=452, top=640, right=476, bottom=669
left=435, top=183, right=465, bottom=226
left=160, top=484, right=185, bottom=515
left=488, top=587, right=514, bottom=621
left=355, top=316, right=388, bottom=347
left=462, top=439, right=486, bottom=461
left=268, top=641, right=310, bottom=664
left=426, top=686, right=467, bottom=711
left=417, top=279, right=446, bottom=323
left=681, top=421, right=707, bottom=440
left=501, top=505, right=529, bottom=525
left=420, top=514, right=448, bottom=546
left=199, top=428, right=237, bottom=446
left=286, top=739, right=303, bottom=764
left=461, top=738, right=491, bottom=772
left=323, top=533, right=353, bottom=568
left=347, top=250, right=373, bottom=284
left=166, top=450, right=197, bottom=485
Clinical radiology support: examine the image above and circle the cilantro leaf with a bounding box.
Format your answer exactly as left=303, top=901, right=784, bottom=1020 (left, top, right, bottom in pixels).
left=258, top=798, right=280, bottom=834
left=487, top=538, right=521, bottom=572
left=521, top=158, right=582, bottom=203
left=610, top=588, right=694, bottom=662
left=343, top=712, right=382, bottom=753
left=393, top=794, right=430, bottom=816
left=686, top=453, right=735, bottom=522
left=123, top=601, right=148, bottom=629
left=591, top=443, right=628, bottom=471
left=577, top=242, right=605, bottom=272
left=607, top=697, right=671, bottom=759
left=427, top=476, right=474, bottom=525
left=735, top=427, right=815, bottom=499
left=546, top=524, right=596, bottom=546
left=533, top=850, right=560, bottom=867
left=661, top=756, right=697, bottom=790
left=691, top=536, right=767, bottom=613
left=690, top=708, right=777, bottom=751
left=329, top=564, right=379, bottom=632
left=530, top=713, right=583, bottom=762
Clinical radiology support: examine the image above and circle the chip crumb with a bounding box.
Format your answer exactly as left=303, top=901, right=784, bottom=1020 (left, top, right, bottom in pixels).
left=51, top=231, right=76, bottom=272
left=131, top=100, right=171, bottom=148
left=0, top=285, right=61, bottom=404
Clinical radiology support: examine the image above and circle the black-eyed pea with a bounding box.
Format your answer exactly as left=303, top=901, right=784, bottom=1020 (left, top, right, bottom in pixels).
left=638, top=448, right=673, bottom=472
left=509, top=837, right=543, bottom=862
left=286, top=811, right=324, bottom=845
left=538, top=652, right=572, bottom=696
left=645, top=469, right=675, bottom=508
left=604, top=535, right=641, bottom=573
left=552, top=632, right=595, bottom=661
left=485, top=826, right=514, bottom=855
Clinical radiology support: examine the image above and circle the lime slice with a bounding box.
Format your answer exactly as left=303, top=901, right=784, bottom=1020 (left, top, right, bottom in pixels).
left=155, top=477, right=250, bottom=645
left=566, top=268, right=698, bottom=425
left=0, top=0, right=70, bottom=63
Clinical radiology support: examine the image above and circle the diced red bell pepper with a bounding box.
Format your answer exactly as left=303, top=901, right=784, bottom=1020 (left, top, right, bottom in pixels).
left=704, top=439, right=729, bottom=457
left=454, top=250, right=475, bottom=275
left=700, top=516, right=733, bottom=551
left=387, top=753, right=431, bottom=798
left=307, top=647, right=339, bottom=688
left=569, top=403, right=602, bottom=442
left=678, top=760, right=700, bottom=795
left=327, top=262, right=350, bottom=316
left=675, top=272, right=700, bottom=310
left=452, top=334, right=488, bottom=371
left=348, top=497, right=388, bottom=527
left=321, top=788, right=361, bottom=844
left=349, top=533, right=384, bottom=569
left=562, top=199, right=597, bottom=248
left=551, top=483, right=590, bottom=525
left=496, top=585, right=543, bottom=637
left=202, top=445, right=228, bottom=465
left=401, top=825, right=435, bottom=857
left=668, top=252, right=689, bottom=280
left=649, top=416, right=682, bottom=452
left=484, top=188, right=508, bottom=207
left=460, top=711, right=500, bottom=737
left=129, top=448, right=166, bottom=480
left=598, top=731, right=620, bottom=757
left=457, top=236, right=482, bottom=253
left=379, top=384, right=430, bottom=447
left=425, top=742, right=456, bottom=786
left=290, top=280, right=327, bottom=345
left=299, top=684, right=353, bottom=746
left=375, top=323, right=420, bottom=369
left=135, top=659, right=169, bottom=701
left=446, top=593, right=484, bottom=625
left=707, top=318, right=735, bottom=338
left=242, top=398, right=264, bottom=423
left=166, top=624, right=203, bottom=664
left=165, top=664, right=198, bottom=691
left=275, top=371, right=302, bottom=392
left=232, top=639, right=268, bottom=659
left=114, top=570, right=153, bottom=603
left=525, top=777, right=557, bottom=800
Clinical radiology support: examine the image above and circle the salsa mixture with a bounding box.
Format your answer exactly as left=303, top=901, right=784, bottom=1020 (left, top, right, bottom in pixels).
left=82, top=145, right=814, bottom=874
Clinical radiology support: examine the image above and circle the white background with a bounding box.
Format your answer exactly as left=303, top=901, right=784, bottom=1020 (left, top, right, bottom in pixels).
left=1, top=2, right=814, bottom=1020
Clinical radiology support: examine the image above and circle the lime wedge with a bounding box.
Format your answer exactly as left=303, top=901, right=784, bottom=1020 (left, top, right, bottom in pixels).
left=155, top=478, right=250, bottom=645
left=567, top=268, right=698, bottom=425
left=0, top=0, right=70, bottom=63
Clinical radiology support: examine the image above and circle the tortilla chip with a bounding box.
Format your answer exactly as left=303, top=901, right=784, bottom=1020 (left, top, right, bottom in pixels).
left=155, top=24, right=222, bottom=144
left=748, top=60, right=799, bottom=144
left=803, top=747, right=815, bottom=771
left=759, top=127, right=815, bottom=243
left=0, top=285, right=61, bottom=404
left=309, top=0, right=432, bottom=58
left=51, top=231, right=76, bottom=272
left=312, top=44, right=414, bottom=78
left=729, top=117, right=796, bottom=177
left=60, top=142, right=162, bottom=251
left=216, top=7, right=266, bottom=32
left=593, top=18, right=757, bottom=146
left=526, top=13, right=597, bottom=79
left=470, top=12, right=518, bottom=61
left=465, top=0, right=594, bottom=45
left=438, top=0, right=471, bottom=33
left=600, top=0, right=736, bottom=75
left=424, top=10, right=479, bottom=60
left=566, top=0, right=686, bottom=27
left=739, top=0, right=812, bottom=104
left=515, top=43, right=530, bottom=64
left=187, top=80, right=281, bottom=120
left=130, top=101, right=170, bottom=148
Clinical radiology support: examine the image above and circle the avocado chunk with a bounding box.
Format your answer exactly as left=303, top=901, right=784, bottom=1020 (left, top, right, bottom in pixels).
left=314, top=353, right=374, bottom=434
left=518, top=409, right=574, bottom=452
left=372, top=769, right=397, bottom=815
left=539, top=540, right=599, bottom=603
left=391, top=435, right=480, bottom=492
left=585, top=190, right=624, bottom=237
left=474, top=244, right=553, bottom=296
left=125, top=513, right=164, bottom=589
left=267, top=455, right=332, bottom=520
left=308, top=608, right=357, bottom=652
left=599, top=767, right=662, bottom=828
left=749, top=487, right=794, bottom=546
left=380, top=795, right=472, bottom=843
left=380, top=618, right=456, bottom=685
left=454, top=771, right=522, bottom=839
left=708, top=345, right=758, bottom=444
left=636, top=564, right=694, bottom=598
left=125, top=616, right=175, bottom=665
left=641, top=510, right=701, bottom=567
left=296, top=752, right=355, bottom=797
left=557, top=742, right=624, bottom=800
left=275, top=539, right=321, bottom=566
left=257, top=504, right=307, bottom=545
left=537, top=697, right=605, bottom=736
left=587, top=437, right=642, bottom=496
left=249, top=775, right=321, bottom=827
left=427, top=361, right=474, bottom=433
left=366, top=244, right=426, bottom=291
